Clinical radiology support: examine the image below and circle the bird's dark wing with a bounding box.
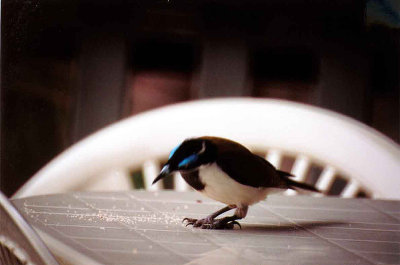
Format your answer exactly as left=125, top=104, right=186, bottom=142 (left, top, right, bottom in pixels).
left=216, top=151, right=283, bottom=188
left=199, top=136, right=284, bottom=188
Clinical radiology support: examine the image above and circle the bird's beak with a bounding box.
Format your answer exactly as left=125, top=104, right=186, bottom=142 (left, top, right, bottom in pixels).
left=152, top=164, right=171, bottom=185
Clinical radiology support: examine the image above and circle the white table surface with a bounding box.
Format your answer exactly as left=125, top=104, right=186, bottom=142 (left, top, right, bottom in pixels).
left=12, top=191, right=400, bottom=265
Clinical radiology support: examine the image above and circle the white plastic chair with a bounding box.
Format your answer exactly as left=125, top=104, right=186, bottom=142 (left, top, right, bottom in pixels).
left=13, top=98, right=400, bottom=199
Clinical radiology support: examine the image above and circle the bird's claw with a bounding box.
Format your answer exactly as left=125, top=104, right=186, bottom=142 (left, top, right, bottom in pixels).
left=230, top=220, right=242, bottom=229
left=182, top=217, right=212, bottom=228
left=182, top=217, right=241, bottom=230
left=182, top=218, right=198, bottom=227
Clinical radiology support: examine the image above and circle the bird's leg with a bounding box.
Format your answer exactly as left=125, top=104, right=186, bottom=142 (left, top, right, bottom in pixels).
left=183, top=205, right=235, bottom=228
left=208, top=206, right=248, bottom=229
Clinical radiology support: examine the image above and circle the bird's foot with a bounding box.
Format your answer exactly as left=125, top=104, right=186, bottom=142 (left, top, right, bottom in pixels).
left=183, top=217, right=241, bottom=230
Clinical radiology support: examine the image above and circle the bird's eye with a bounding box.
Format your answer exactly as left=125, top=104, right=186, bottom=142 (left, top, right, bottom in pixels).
left=178, top=154, right=198, bottom=168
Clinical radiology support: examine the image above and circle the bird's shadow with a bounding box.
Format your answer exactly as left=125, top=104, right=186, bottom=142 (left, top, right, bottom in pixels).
left=237, top=221, right=346, bottom=233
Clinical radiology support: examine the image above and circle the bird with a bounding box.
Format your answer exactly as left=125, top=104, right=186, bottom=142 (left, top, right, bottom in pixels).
left=152, top=136, right=320, bottom=229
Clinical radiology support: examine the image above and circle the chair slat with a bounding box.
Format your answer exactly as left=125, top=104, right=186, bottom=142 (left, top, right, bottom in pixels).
left=315, top=166, right=336, bottom=193
left=290, top=155, right=310, bottom=182
left=88, top=169, right=133, bottom=191
left=285, top=155, right=310, bottom=196
left=266, top=150, right=282, bottom=168
left=173, top=172, right=191, bottom=191
left=143, top=160, right=161, bottom=191
left=341, top=180, right=360, bottom=198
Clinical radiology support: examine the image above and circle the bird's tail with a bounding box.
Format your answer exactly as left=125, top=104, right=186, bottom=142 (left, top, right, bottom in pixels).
left=277, top=170, right=320, bottom=193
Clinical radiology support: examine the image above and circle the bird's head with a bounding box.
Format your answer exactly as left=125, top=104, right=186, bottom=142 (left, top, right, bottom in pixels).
left=152, top=137, right=217, bottom=185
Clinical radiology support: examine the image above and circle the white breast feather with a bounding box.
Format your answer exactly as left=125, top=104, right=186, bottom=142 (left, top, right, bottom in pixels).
left=198, top=163, right=281, bottom=206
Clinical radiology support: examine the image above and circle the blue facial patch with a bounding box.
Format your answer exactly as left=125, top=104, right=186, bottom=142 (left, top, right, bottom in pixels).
left=169, top=145, right=180, bottom=159
left=178, top=154, right=198, bottom=168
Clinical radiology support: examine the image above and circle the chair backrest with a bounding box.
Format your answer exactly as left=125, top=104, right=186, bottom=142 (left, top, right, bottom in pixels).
left=0, top=192, right=60, bottom=265
left=13, top=98, right=400, bottom=199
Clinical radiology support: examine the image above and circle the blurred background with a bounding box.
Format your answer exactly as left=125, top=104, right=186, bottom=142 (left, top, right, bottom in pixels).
left=1, top=0, right=399, bottom=196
